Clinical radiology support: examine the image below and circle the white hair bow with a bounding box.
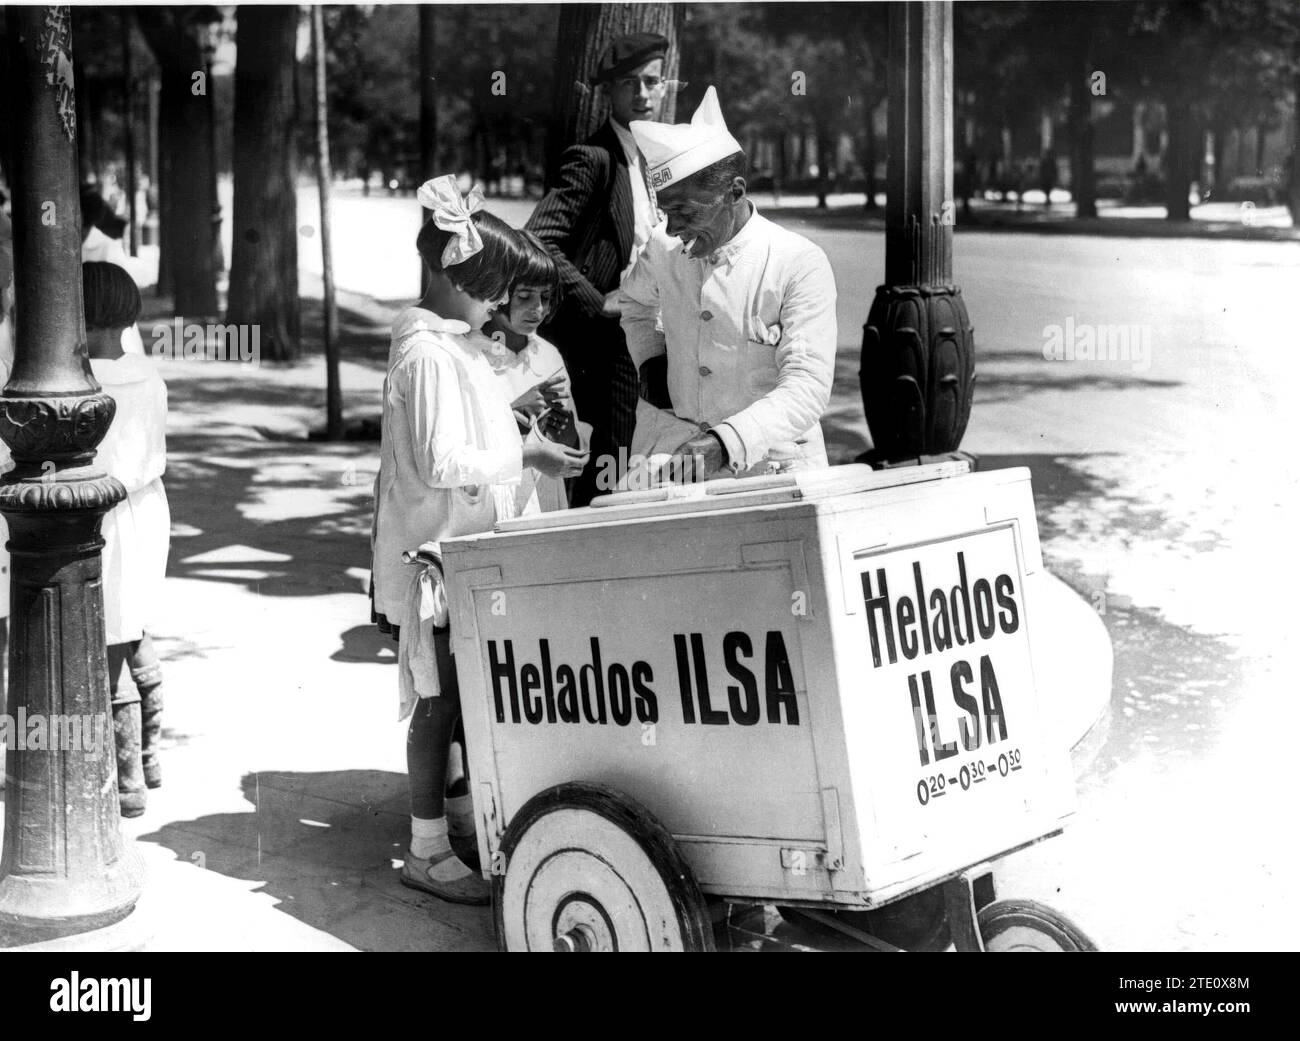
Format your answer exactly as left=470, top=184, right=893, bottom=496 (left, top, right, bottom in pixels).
left=417, top=175, right=486, bottom=267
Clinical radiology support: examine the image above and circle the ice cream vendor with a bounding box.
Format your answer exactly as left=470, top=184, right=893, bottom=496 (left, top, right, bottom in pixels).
left=619, top=86, right=839, bottom=483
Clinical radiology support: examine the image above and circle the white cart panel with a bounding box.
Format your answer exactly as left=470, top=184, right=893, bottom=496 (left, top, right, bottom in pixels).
left=442, top=463, right=1077, bottom=908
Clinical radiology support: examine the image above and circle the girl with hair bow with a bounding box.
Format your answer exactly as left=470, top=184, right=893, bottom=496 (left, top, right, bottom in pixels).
left=371, top=176, right=588, bottom=904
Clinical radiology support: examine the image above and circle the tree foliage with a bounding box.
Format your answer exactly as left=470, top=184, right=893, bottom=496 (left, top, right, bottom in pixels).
left=317, top=4, right=559, bottom=185
left=679, top=2, right=887, bottom=201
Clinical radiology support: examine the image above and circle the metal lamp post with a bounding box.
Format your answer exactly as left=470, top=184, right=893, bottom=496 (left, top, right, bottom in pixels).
left=859, top=1, right=976, bottom=463
left=0, top=4, right=145, bottom=948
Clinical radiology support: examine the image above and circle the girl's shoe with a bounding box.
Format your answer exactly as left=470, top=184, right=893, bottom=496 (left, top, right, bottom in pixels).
left=449, top=829, right=481, bottom=873
left=400, top=849, right=490, bottom=906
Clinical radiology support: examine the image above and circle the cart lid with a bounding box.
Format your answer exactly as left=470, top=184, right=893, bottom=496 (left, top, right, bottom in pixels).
left=495, top=460, right=974, bottom=532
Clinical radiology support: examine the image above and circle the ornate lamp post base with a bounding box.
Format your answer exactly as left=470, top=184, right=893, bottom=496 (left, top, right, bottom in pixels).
left=860, top=283, right=975, bottom=462
left=0, top=411, right=147, bottom=947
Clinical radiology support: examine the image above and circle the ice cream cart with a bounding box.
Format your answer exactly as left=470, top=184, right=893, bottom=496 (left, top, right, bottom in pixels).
left=441, top=461, right=1097, bottom=951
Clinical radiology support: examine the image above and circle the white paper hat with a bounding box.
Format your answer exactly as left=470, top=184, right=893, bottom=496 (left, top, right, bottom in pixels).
left=630, top=86, right=742, bottom=193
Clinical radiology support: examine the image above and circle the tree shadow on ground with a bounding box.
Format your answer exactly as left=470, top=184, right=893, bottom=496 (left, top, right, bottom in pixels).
left=137, top=769, right=495, bottom=952
left=163, top=423, right=376, bottom=599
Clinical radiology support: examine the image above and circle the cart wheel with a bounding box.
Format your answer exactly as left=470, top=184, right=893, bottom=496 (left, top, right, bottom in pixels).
left=977, top=899, right=1098, bottom=951
left=492, top=782, right=714, bottom=952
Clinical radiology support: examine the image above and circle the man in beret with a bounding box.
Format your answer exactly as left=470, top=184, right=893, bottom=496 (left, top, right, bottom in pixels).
left=526, top=31, right=670, bottom=505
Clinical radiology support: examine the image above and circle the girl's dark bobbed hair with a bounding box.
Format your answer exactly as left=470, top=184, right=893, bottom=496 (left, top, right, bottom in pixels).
left=511, top=230, right=563, bottom=321
left=417, top=209, right=526, bottom=304
left=82, top=261, right=142, bottom=330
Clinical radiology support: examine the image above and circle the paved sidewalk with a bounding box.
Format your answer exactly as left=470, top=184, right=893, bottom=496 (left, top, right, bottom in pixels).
left=2, top=353, right=492, bottom=952
left=120, top=354, right=497, bottom=951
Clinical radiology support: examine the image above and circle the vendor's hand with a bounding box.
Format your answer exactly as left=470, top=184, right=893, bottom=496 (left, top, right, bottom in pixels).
left=524, top=440, right=589, bottom=479
left=601, top=289, right=623, bottom=318
left=654, top=432, right=726, bottom=485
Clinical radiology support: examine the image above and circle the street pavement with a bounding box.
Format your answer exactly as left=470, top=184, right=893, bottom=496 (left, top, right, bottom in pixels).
left=3, top=186, right=1295, bottom=951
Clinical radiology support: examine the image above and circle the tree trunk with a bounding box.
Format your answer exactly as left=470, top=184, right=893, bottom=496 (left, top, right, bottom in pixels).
left=74, top=65, right=94, bottom=180
left=546, top=3, right=683, bottom=182
left=1289, top=64, right=1300, bottom=225
left=313, top=6, right=341, bottom=439
left=121, top=9, right=137, bottom=255
left=419, top=4, right=436, bottom=293
left=145, top=70, right=159, bottom=246
left=227, top=4, right=300, bottom=361
left=1069, top=53, right=1097, bottom=218
left=206, top=49, right=223, bottom=277
left=1210, top=117, right=1227, bottom=198
left=1254, top=119, right=1267, bottom=175
left=1164, top=95, right=1191, bottom=221
left=136, top=9, right=218, bottom=314
left=774, top=128, right=787, bottom=200
left=157, top=64, right=219, bottom=313
left=475, top=116, right=489, bottom=185
left=815, top=119, right=830, bottom=208
left=863, top=98, right=879, bottom=210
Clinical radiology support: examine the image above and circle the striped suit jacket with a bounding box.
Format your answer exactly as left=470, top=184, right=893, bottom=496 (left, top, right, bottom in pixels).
left=526, top=122, right=640, bottom=463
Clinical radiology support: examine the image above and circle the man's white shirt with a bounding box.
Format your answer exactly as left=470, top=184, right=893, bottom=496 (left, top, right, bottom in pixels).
left=610, top=119, right=656, bottom=279
left=618, top=204, right=837, bottom=471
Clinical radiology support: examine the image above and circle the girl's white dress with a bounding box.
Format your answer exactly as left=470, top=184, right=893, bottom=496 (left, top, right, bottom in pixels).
left=371, top=307, right=538, bottom=719
left=465, top=328, right=580, bottom=513
left=89, top=354, right=171, bottom=645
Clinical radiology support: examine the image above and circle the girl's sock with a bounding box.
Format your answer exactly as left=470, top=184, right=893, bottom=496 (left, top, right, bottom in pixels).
left=445, top=794, right=474, bottom=837
left=411, top=814, right=447, bottom=859
left=409, top=816, right=473, bottom=880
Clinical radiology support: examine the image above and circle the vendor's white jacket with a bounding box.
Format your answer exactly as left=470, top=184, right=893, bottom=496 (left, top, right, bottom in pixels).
left=618, top=204, right=837, bottom=473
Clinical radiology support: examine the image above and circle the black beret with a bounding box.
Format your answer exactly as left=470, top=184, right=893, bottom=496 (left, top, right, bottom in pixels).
left=591, top=32, right=669, bottom=85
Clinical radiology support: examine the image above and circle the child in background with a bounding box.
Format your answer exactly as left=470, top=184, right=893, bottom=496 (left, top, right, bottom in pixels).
left=467, top=229, right=584, bottom=512
left=80, top=187, right=144, bottom=355
left=82, top=261, right=171, bottom=817
left=371, top=176, right=587, bottom=904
